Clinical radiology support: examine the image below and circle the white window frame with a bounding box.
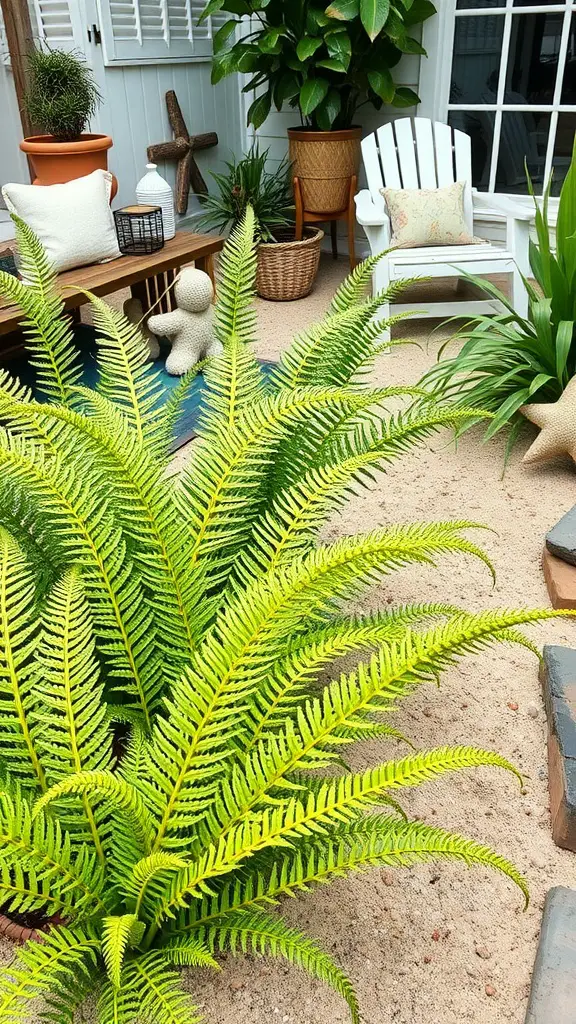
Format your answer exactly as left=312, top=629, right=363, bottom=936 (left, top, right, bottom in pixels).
left=419, top=0, right=576, bottom=196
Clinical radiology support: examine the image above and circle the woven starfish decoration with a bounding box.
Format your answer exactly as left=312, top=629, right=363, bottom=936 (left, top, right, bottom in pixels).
left=147, top=90, right=218, bottom=215
left=521, top=375, right=576, bottom=465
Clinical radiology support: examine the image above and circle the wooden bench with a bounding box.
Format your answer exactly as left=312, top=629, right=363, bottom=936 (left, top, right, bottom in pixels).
left=0, top=230, right=224, bottom=350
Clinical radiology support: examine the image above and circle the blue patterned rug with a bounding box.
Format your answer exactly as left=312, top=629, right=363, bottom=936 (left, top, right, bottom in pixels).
left=2, top=325, right=275, bottom=452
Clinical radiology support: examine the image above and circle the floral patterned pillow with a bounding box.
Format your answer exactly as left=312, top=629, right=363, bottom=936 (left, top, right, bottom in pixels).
left=381, top=181, right=481, bottom=248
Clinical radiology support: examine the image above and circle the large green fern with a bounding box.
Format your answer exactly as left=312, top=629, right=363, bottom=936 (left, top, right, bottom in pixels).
left=0, top=210, right=566, bottom=1023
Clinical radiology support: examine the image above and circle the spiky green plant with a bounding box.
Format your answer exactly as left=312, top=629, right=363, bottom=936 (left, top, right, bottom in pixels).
left=0, top=208, right=564, bottom=1023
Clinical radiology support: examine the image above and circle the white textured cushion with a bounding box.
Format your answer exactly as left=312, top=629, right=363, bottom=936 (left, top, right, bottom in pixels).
left=381, top=181, right=481, bottom=248
left=2, top=169, right=121, bottom=272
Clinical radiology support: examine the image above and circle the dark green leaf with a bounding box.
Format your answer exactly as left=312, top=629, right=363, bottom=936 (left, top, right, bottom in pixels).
left=198, top=0, right=225, bottom=22
left=296, top=36, right=324, bottom=61
left=316, top=57, right=347, bottom=72
left=367, top=68, right=394, bottom=103
left=391, top=86, right=420, bottom=107
left=360, top=0, right=390, bottom=40
left=300, top=77, right=330, bottom=115
left=260, top=28, right=283, bottom=53
left=555, top=320, right=574, bottom=384
left=314, top=88, right=342, bottom=130
left=213, top=19, right=238, bottom=54
left=325, top=0, right=360, bottom=19
left=402, top=0, right=437, bottom=25
left=326, top=29, right=352, bottom=68
left=246, top=91, right=272, bottom=129
left=273, top=72, right=301, bottom=108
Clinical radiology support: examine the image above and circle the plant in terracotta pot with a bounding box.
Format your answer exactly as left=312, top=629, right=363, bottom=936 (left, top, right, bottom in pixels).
left=199, top=0, right=436, bottom=214
left=20, top=48, right=116, bottom=196
left=199, top=144, right=325, bottom=300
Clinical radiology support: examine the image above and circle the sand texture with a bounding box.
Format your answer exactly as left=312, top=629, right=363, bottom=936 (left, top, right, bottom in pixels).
left=4, top=258, right=576, bottom=1023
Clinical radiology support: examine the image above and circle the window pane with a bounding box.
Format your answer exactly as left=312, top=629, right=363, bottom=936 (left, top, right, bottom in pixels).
left=551, top=113, right=576, bottom=195
left=448, top=111, right=494, bottom=189
left=513, top=0, right=560, bottom=6
left=505, top=13, right=563, bottom=103
left=561, top=13, right=576, bottom=102
left=495, top=112, right=550, bottom=192
left=457, top=0, right=505, bottom=8
left=450, top=16, right=505, bottom=102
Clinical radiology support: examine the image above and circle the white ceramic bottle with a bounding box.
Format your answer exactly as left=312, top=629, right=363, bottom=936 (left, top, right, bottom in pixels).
left=135, top=163, right=176, bottom=240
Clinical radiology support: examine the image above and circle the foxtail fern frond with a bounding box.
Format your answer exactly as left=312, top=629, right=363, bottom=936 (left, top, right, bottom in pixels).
left=0, top=217, right=81, bottom=406
left=0, top=208, right=566, bottom=1024
left=213, top=205, right=257, bottom=347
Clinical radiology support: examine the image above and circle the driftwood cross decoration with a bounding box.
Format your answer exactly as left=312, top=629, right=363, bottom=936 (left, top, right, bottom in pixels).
left=147, top=90, right=218, bottom=215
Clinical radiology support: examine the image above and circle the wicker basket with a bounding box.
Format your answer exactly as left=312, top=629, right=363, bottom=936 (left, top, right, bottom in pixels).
left=288, top=127, right=362, bottom=214
left=256, top=228, right=324, bottom=301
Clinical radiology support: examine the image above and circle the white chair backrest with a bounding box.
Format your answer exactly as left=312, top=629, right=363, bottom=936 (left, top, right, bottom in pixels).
left=361, top=117, right=474, bottom=234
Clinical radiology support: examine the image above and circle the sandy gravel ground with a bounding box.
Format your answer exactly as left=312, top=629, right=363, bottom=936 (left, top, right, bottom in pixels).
left=5, top=257, right=576, bottom=1023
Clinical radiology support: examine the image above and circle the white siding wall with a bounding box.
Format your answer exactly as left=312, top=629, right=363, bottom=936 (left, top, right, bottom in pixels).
left=92, top=62, right=244, bottom=217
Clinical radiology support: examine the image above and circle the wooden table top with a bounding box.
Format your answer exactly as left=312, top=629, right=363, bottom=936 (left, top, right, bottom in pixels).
left=0, top=231, right=224, bottom=337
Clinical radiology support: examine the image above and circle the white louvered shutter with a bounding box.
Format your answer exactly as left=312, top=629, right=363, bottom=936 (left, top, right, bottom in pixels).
left=97, top=0, right=229, bottom=65
left=32, top=0, right=86, bottom=53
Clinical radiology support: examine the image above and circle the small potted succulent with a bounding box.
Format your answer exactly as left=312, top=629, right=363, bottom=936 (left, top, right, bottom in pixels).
left=199, top=145, right=324, bottom=300
left=20, top=48, right=116, bottom=196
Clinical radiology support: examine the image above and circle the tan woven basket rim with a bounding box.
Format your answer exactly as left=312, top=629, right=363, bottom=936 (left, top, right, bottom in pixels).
left=258, top=228, right=324, bottom=254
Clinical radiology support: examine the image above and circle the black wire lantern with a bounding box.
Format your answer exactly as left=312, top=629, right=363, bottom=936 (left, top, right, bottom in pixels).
left=114, top=205, right=164, bottom=255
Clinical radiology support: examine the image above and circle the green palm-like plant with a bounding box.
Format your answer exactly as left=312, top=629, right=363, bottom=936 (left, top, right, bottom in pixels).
left=0, top=209, right=565, bottom=1023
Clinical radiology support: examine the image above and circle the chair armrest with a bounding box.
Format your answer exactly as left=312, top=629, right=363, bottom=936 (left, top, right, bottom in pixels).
left=472, top=189, right=533, bottom=222
left=354, top=189, right=389, bottom=227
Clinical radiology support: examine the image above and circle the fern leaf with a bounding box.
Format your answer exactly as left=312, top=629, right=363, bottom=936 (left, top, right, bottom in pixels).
left=199, top=337, right=269, bottom=439
left=126, top=853, right=189, bottom=917
left=100, top=954, right=202, bottom=1024
left=0, top=429, right=161, bottom=728
left=0, top=791, right=107, bottom=920
left=85, top=291, right=165, bottom=450
left=0, top=528, right=46, bottom=791
left=33, top=568, right=112, bottom=859
left=181, top=814, right=528, bottom=940
left=156, top=745, right=522, bottom=919
left=213, top=206, right=257, bottom=346
left=200, top=910, right=359, bottom=1024
left=102, top=914, right=143, bottom=988
left=0, top=216, right=81, bottom=405
left=159, top=935, right=219, bottom=968
left=35, top=771, right=153, bottom=852
left=0, top=925, right=99, bottom=1023
left=328, top=251, right=388, bottom=314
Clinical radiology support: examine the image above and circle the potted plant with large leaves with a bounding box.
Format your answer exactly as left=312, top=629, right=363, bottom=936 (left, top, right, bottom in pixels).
left=200, top=0, right=436, bottom=214
left=20, top=48, right=117, bottom=196
left=199, top=144, right=325, bottom=300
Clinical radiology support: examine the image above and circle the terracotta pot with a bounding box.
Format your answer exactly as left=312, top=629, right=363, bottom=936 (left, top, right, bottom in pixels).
left=288, top=127, right=362, bottom=215
left=0, top=912, right=43, bottom=943
left=19, top=134, right=117, bottom=199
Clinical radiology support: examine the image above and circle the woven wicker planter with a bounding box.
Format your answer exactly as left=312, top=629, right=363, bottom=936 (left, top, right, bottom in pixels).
left=256, top=228, right=324, bottom=302
left=288, top=127, right=362, bottom=214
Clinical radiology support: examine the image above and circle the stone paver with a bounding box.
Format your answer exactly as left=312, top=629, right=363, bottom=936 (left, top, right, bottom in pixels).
left=542, top=548, right=576, bottom=610
left=546, top=505, right=576, bottom=566
left=525, top=886, right=576, bottom=1023
left=540, top=646, right=576, bottom=851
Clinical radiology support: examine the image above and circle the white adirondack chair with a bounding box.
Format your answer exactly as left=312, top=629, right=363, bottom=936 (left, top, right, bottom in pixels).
left=355, top=118, right=532, bottom=333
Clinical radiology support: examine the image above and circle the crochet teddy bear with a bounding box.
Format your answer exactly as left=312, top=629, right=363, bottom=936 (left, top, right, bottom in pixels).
left=147, top=268, right=222, bottom=376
